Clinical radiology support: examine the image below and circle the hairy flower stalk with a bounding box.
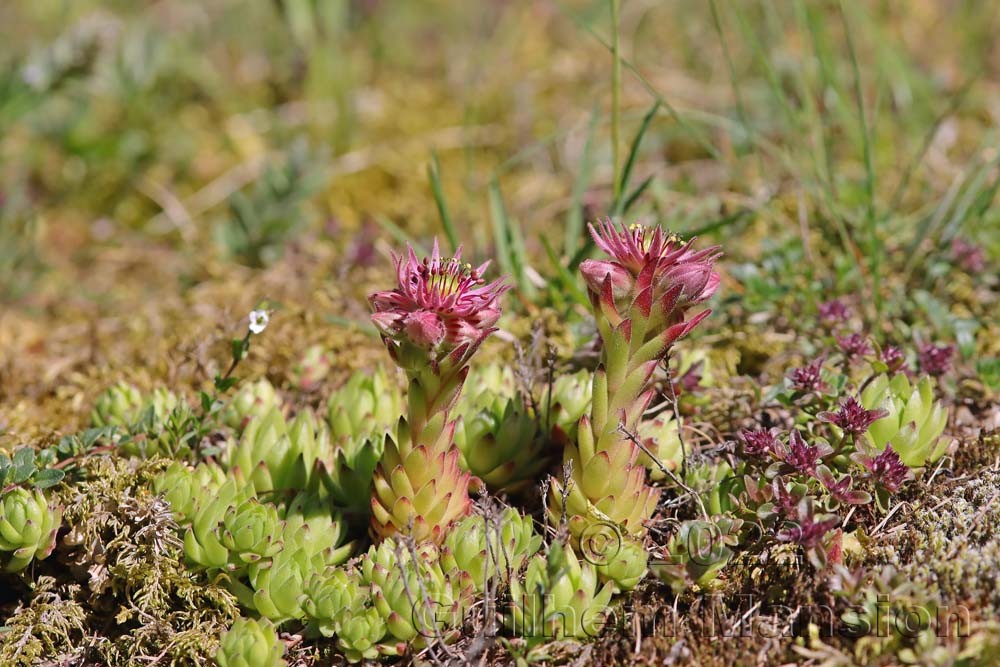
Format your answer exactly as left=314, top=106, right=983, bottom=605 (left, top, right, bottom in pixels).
left=368, top=241, right=507, bottom=543
left=549, top=221, right=721, bottom=582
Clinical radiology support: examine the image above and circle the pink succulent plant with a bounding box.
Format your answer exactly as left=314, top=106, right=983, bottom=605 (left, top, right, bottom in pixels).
left=369, top=240, right=507, bottom=368
left=918, top=342, right=955, bottom=377
left=580, top=221, right=721, bottom=341
left=818, top=397, right=888, bottom=435
left=366, top=239, right=507, bottom=544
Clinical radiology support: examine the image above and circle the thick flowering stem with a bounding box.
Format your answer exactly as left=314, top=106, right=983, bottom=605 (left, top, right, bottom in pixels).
left=367, top=240, right=507, bottom=543
left=550, top=221, right=721, bottom=564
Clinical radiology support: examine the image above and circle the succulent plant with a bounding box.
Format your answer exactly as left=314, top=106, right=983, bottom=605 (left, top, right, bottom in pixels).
left=0, top=486, right=62, bottom=572
left=243, top=544, right=325, bottom=624
left=218, top=498, right=285, bottom=574
left=315, top=432, right=384, bottom=525
left=860, top=374, right=949, bottom=468
left=301, top=566, right=359, bottom=638
left=215, top=617, right=286, bottom=667
left=539, top=368, right=592, bottom=443
left=183, top=477, right=257, bottom=572
left=327, top=367, right=403, bottom=446
left=652, top=516, right=742, bottom=593
left=361, top=537, right=474, bottom=649
left=507, top=542, right=614, bottom=641
left=223, top=378, right=282, bottom=431
left=453, top=395, right=548, bottom=493
left=335, top=595, right=391, bottom=662
left=635, top=413, right=682, bottom=481
left=441, top=507, right=541, bottom=593
left=370, top=425, right=476, bottom=544
left=289, top=344, right=333, bottom=392
left=593, top=535, right=649, bottom=593
left=91, top=381, right=144, bottom=427
left=154, top=461, right=228, bottom=525
left=367, top=241, right=506, bottom=543
left=281, top=491, right=353, bottom=568
left=551, top=223, right=721, bottom=552
left=119, top=388, right=190, bottom=458
left=547, top=411, right=660, bottom=541
left=224, top=408, right=326, bottom=495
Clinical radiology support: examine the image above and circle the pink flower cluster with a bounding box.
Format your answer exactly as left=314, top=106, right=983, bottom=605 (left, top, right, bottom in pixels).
left=580, top=220, right=721, bottom=348
left=818, top=397, right=888, bottom=435
left=369, top=241, right=508, bottom=368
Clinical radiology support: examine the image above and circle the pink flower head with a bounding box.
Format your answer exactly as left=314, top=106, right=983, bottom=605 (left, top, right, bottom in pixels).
left=853, top=446, right=912, bottom=493
left=918, top=342, right=955, bottom=377
left=818, top=299, right=851, bottom=326
left=738, top=428, right=778, bottom=457
left=369, top=240, right=508, bottom=368
left=788, top=358, right=826, bottom=394
left=776, top=504, right=840, bottom=549
left=818, top=397, right=888, bottom=435
left=582, top=220, right=721, bottom=303
left=950, top=238, right=985, bottom=273
left=780, top=430, right=831, bottom=475
left=836, top=333, right=872, bottom=362
left=580, top=220, right=721, bottom=352
left=880, top=345, right=907, bottom=373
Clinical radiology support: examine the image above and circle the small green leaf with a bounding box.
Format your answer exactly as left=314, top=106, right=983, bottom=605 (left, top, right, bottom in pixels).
left=32, top=469, right=65, bottom=489
left=215, top=376, right=239, bottom=392
left=12, top=447, right=34, bottom=469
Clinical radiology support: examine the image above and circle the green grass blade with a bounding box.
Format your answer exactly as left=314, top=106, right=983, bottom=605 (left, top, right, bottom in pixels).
left=541, top=236, right=591, bottom=309
left=565, top=106, right=599, bottom=258
left=427, top=151, right=459, bottom=253
left=613, top=99, right=661, bottom=217
left=621, top=174, right=655, bottom=216
left=552, top=0, right=720, bottom=162
left=610, top=0, right=622, bottom=204
left=839, top=0, right=880, bottom=317
left=489, top=179, right=535, bottom=298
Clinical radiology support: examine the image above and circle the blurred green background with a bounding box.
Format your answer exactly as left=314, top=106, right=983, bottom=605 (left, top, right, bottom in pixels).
left=1, top=0, right=997, bottom=437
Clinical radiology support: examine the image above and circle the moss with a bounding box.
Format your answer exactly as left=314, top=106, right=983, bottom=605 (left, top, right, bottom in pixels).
left=889, top=468, right=1000, bottom=617
left=34, top=457, right=241, bottom=666
left=0, top=577, right=88, bottom=666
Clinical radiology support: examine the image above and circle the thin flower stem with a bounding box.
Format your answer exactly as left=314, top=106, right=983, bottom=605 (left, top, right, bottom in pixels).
left=617, top=421, right=709, bottom=521
left=610, top=0, right=622, bottom=204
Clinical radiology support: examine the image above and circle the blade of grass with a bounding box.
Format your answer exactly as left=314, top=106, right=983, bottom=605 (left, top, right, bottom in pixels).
left=613, top=99, right=661, bottom=216
left=551, top=0, right=721, bottom=162
left=799, top=0, right=840, bottom=199
left=565, top=106, right=599, bottom=257
left=709, top=0, right=751, bottom=150
left=488, top=179, right=535, bottom=298
left=427, top=151, right=459, bottom=253
left=620, top=174, right=655, bottom=216
left=839, top=0, right=880, bottom=318
left=888, top=77, right=977, bottom=214
left=540, top=236, right=591, bottom=309
left=683, top=207, right=756, bottom=237
left=611, top=0, right=622, bottom=204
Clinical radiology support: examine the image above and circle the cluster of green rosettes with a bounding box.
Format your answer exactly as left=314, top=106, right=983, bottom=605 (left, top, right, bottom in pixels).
left=7, top=223, right=960, bottom=667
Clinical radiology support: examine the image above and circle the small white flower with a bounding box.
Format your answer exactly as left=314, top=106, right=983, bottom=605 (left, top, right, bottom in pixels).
left=248, top=309, right=269, bottom=335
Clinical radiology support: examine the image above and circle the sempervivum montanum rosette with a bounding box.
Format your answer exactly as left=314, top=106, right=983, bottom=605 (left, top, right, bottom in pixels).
left=0, top=486, right=62, bottom=573
left=452, top=364, right=550, bottom=493
left=367, top=240, right=507, bottom=543
left=548, top=221, right=721, bottom=590
left=860, top=373, right=949, bottom=468
left=215, top=617, right=286, bottom=667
